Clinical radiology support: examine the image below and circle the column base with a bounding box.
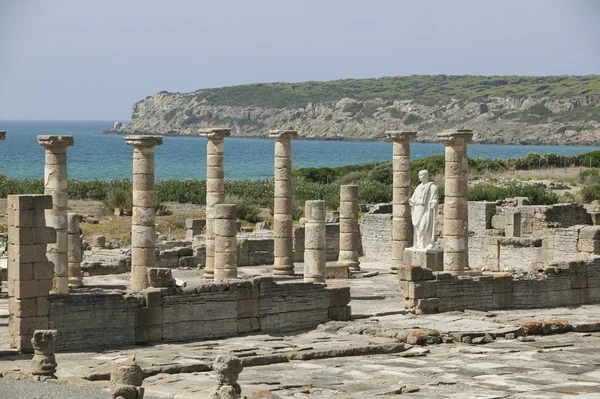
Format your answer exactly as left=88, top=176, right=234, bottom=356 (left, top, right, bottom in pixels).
left=338, top=260, right=360, bottom=271
left=273, top=266, right=295, bottom=276
left=203, top=270, right=215, bottom=280
left=52, top=277, right=69, bottom=294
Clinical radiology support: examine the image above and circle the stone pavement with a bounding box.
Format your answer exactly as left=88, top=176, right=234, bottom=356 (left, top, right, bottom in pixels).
left=2, top=260, right=600, bottom=398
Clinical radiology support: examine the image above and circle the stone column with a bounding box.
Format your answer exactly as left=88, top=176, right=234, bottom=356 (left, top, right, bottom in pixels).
left=338, top=185, right=360, bottom=270
left=125, top=135, right=163, bottom=291
left=269, top=130, right=298, bottom=276
left=304, top=200, right=326, bottom=283
left=0, top=130, right=6, bottom=140
left=214, top=204, right=237, bottom=281
left=7, top=194, right=56, bottom=352
left=199, top=128, right=230, bottom=280
left=37, top=135, right=74, bottom=294
left=437, top=129, right=473, bottom=272
left=387, top=131, right=416, bottom=267
left=67, top=213, right=83, bottom=288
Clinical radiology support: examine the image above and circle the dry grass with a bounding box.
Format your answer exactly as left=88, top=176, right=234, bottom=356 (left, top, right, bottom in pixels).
left=474, top=167, right=584, bottom=184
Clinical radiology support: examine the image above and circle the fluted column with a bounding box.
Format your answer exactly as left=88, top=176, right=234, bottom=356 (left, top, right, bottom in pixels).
left=387, top=131, right=416, bottom=267
left=67, top=213, right=83, bottom=288
left=304, top=200, right=326, bottom=283
left=437, top=129, right=473, bottom=272
left=37, top=135, right=74, bottom=294
left=125, top=135, right=163, bottom=291
left=269, top=130, right=298, bottom=276
left=214, top=204, right=237, bottom=281
left=338, top=185, right=360, bottom=270
left=199, top=128, right=230, bottom=280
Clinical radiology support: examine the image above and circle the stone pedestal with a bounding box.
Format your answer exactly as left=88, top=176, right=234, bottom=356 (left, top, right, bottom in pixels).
left=338, top=185, right=360, bottom=271
left=304, top=200, right=326, bottom=283
left=437, top=129, right=473, bottom=272
left=269, top=130, right=298, bottom=276
left=199, top=128, right=230, bottom=280
left=7, top=194, right=56, bottom=352
left=67, top=213, right=83, bottom=288
left=110, top=357, right=145, bottom=399
left=387, top=131, right=417, bottom=267
left=30, top=330, right=58, bottom=380
left=404, top=247, right=444, bottom=271
left=214, top=204, right=238, bottom=281
left=209, top=355, right=243, bottom=399
left=38, top=135, right=74, bottom=294
left=125, top=135, right=163, bottom=291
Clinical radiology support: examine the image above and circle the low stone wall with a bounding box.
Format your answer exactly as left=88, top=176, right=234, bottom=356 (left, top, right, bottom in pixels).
left=291, top=224, right=340, bottom=263
left=237, top=232, right=274, bottom=266
left=46, top=278, right=351, bottom=351
left=400, top=257, right=600, bottom=313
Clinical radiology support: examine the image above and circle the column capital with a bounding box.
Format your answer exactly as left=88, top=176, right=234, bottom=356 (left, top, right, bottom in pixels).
left=269, top=130, right=298, bottom=141
left=386, top=131, right=417, bottom=142
left=125, top=135, right=163, bottom=148
left=37, top=135, right=74, bottom=149
left=199, top=128, right=231, bottom=140
left=437, top=129, right=473, bottom=144
left=0, top=130, right=6, bottom=140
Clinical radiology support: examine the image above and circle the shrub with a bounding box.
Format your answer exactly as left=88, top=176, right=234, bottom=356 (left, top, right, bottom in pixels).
left=468, top=183, right=559, bottom=205
left=581, top=185, right=600, bottom=203
left=103, top=184, right=133, bottom=213
left=224, top=194, right=261, bottom=223
left=578, top=168, right=600, bottom=184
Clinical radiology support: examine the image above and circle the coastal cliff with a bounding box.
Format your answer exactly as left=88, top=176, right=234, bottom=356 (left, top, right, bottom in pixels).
left=106, top=75, right=600, bottom=145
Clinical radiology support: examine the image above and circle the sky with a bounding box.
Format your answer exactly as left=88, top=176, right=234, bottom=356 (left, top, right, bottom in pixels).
left=0, top=0, right=599, bottom=121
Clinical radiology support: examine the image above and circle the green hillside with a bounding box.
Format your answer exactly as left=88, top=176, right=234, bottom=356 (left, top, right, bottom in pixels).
left=176, top=75, right=600, bottom=109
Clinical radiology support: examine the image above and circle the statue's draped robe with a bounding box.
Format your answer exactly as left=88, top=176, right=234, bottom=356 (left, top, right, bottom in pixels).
left=409, top=182, right=438, bottom=248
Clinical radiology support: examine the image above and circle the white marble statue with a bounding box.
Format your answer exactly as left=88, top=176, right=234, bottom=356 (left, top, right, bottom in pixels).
left=409, top=170, right=439, bottom=249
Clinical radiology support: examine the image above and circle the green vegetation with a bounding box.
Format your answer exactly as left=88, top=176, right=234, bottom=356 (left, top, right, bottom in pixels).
left=166, top=75, right=600, bottom=109
left=7, top=149, right=600, bottom=218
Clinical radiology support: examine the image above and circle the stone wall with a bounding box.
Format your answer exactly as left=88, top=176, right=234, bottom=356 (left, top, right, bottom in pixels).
left=359, top=213, right=392, bottom=261
left=237, top=232, right=274, bottom=266
left=291, top=224, right=341, bottom=263
left=400, top=258, right=600, bottom=313
left=46, top=278, right=351, bottom=351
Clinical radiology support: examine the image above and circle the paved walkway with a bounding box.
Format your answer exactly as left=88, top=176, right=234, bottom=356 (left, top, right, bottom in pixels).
left=2, top=260, right=600, bottom=398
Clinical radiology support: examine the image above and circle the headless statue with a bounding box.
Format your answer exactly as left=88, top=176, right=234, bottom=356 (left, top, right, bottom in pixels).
left=409, top=170, right=439, bottom=249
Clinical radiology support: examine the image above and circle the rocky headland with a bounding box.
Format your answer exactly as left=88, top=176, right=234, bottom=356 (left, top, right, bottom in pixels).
left=106, top=75, right=600, bottom=145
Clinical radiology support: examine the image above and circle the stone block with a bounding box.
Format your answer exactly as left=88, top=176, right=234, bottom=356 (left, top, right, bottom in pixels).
left=572, top=273, right=588, bottom=289
left=326, top=264, right=349, bottom=279
left=416, top=298, right=439, bottom=314
left=9, top=298, right=37, bottom=318
left=137, top=307, right=164, bottom=326
left=409, top=281, right=436, bottom=299
left=33, top=261, right=55, bottom=281
left=147, top=325, right=162, bottom=341
left=238, top=299, right=258, bottom=318
left=36, top=297, right=50, bottom=317
left=7, top=195, right=35, bottom=211
left=329, top=286, right=351, bottom=307
left=493, top=275, right=514, bottom=293
left=8, top=260, right=34, bottom=281
left=11, top=279, right=53, bottom=299
left=143, top=288, right=164, bottom=308
left=399, top=266, right=423, bottom=281
left=328, top=306, right=351, bottom=321
left=493, top=292, right=514, bottom=309
left=9, top=316, right=49, bottom=336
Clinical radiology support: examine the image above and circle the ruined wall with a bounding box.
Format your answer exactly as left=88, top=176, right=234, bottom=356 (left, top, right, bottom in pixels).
left=292, top=224, right=341, bottom=263
left=48, top=293, right=140, bottom=351
left=236, top=232, right=275, bottom=266
left=46, top=277, right=350, bottom=351
left=400, top=258, right=600, bottom=313
left=359, top=213, right=393, bottom=261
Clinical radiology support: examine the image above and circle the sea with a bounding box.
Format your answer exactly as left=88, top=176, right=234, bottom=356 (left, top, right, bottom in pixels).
left=0, top=120, right=597, bottom=181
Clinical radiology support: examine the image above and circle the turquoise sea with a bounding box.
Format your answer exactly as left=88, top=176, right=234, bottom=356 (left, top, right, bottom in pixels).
left=0, top=121, right=598, bottom=181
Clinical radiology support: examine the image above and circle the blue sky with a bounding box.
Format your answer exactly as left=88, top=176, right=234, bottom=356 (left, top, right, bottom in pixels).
left=0, top=0, right=599, bottom=121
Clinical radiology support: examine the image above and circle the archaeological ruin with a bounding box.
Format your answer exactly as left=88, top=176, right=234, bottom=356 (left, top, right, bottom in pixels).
left=3, top=126, right=600, bottom=396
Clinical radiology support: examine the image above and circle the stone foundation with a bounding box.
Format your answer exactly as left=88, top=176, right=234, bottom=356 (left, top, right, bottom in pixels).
left=45, top=278, right=351, bottom=351
left=400, top=257, right=600, bottom=313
